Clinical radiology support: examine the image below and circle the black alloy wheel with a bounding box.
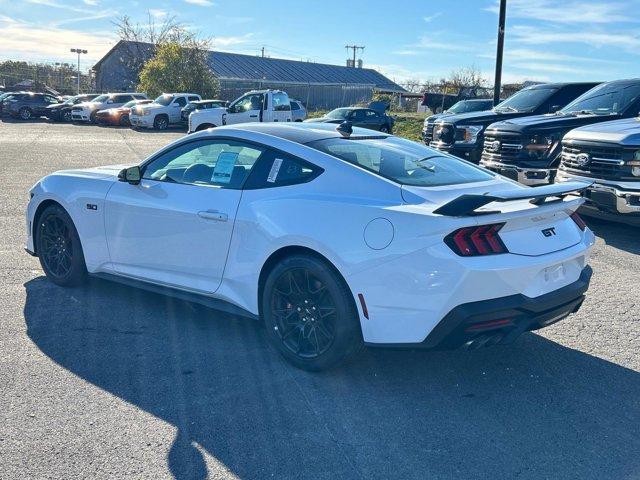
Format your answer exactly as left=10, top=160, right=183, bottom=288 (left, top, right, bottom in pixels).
left=262, top=254, right=362, bottom=371
left=19, top=107, right=32, bottom=120
left=154, top=115, right=169, bottom=130
left=62, top=110, right=72, bottom=122
left=36, top=205, right=87, bottom=286
left=270, top=267, right=337, bottom=358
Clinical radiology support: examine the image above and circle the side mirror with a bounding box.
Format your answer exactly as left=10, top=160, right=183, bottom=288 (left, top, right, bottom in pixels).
left=118, top=166, right=141, bottom=185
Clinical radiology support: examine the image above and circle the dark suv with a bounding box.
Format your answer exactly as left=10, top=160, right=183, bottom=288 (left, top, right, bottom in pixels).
left=428, top=82, right=599, bottom=163
left=5, top=92, right=61, bottom=120
left=45, top=93, right=98, bottom=122
left=480, top=79, right=640, bottom=185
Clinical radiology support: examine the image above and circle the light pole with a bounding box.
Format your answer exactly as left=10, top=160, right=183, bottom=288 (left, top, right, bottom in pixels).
left=493, top=0, right=507, bottom=106
left=70, top=48, right=87, bottom=94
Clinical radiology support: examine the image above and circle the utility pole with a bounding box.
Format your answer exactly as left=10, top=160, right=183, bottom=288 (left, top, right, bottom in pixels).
left=345, top=45, right=364, bottom=67
left=493, top=0, right=507, bottom=106
left=70, top=48, right=87, bottom=94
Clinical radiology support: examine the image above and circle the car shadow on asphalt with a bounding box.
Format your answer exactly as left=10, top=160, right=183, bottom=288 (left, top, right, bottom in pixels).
left=24, top=276, right=640, bottom=480
left=583, top=216, right=640, bottom=255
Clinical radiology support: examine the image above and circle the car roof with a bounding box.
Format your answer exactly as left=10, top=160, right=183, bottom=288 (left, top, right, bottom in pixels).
left=210, top=122, right=389, bottom=145
left=526, top=82, right=599, bottom=90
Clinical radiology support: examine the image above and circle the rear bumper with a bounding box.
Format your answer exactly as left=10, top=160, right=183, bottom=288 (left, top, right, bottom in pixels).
left=480, top=158, right=554, bottom=186
left=556, top=170, right=640, bottom=215
left=367, top=266, right=591, bottom=350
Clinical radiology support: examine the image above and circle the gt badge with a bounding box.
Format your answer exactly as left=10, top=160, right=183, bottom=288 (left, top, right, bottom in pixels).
left=541, top=227, right=556, bottom=237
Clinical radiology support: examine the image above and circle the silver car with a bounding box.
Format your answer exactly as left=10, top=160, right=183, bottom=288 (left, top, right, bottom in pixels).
left=290, top=99, right=307, bottom=122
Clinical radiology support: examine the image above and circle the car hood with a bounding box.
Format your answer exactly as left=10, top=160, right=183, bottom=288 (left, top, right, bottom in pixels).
left=434, top=109, right=527, bottom=128
left=46, top=103, right=66, bottom=110
left=486, top=112, right=623, bottom=135
left=54, top=164, right=131, bottom=181
left=564, top=117, right=640, bottom=146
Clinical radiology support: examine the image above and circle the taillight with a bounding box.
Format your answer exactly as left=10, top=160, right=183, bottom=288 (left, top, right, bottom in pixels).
left=570, top=211, right=587, bottom=231
left=445, top=223, right=508, bottom=256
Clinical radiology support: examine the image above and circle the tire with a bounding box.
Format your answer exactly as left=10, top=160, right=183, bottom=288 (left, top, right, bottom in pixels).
left=89, top=111, right=97, bottom=123
left=262, top=254, right=362, bottom=371
left=35, top=204, right=87, bottom=287
left=154, top=115, right=169, bottom=130
left=119, top=114, right=130, bottom=127
left=62, top=110, right=72, bottom=122
left=19, top=107, right=32, bottom=120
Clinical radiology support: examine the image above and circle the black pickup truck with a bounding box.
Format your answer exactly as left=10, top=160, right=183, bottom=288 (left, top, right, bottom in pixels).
left=480, top=79, right=640, bottom=185
left=428, top=82, right=598, bottom=164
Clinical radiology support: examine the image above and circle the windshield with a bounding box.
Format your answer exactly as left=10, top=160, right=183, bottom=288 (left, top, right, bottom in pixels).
left=121, top=100, right=138, bottom=108
left=560, top=82, right=640, bottom=115
left=494, top=88, right=555, bottom=113
left=325, top=108, right=351, bottom=120
left=91, top=95, right=109, bottom=103
left=447, top=100, right=491, bottom=114
left=307, top=136, right=494, bottom=187
left=154, top=94, right=175, bottom=106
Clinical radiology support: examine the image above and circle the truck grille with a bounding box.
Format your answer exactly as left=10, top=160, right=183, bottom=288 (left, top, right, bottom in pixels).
left=481, top=135, right=524, bottom=164
left=560, top=144, right=632, bottom=180
left=423, top=123, right=434, bottom=143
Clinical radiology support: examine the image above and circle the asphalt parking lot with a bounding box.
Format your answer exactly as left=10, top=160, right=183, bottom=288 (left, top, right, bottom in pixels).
left=1, top=119, right=639, bottom=480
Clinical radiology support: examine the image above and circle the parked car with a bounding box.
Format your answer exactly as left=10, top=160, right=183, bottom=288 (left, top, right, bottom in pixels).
left=45, top=94, right=99, bottom=122
left=26, top=122, right=594, bottom=371
left=556, top=117, right=640, bottom=223
left=0, top=91, right=22, bottom=115
left=428, top=82, right=599, bottom=163
left=480, top=79, right=640, bottom=185
left=422, top=99, right=495, bottom=143
left=71, top=93, right=148, bottom=123
left=188, top=89, right=292, bottom=133
left=95, top=99, right=153, bottom=126
left=304, top=107, right=394, bottom=133
left=420, top=86, right=494, bottom=113
left=181, top=99, right=227, bottom=122
left=5, top=92, right=61, bottom=120
left=129, top=93, right=201, bottom=130
left=290, top=99, right=307, bottom=121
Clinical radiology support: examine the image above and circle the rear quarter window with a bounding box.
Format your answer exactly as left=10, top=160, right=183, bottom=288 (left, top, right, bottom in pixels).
left=243, top=150, right=323, bottom=189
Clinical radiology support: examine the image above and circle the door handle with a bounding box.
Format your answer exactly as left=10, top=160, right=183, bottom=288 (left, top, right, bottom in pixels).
left=249, top=114, right=258, bottom=118
left=198, top=210, right=228, bottom=222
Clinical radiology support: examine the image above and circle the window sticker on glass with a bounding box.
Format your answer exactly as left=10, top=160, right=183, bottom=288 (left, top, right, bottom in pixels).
left=267, top=158, right=284, bottom=183
left=212, top=152, right=238, bottom=184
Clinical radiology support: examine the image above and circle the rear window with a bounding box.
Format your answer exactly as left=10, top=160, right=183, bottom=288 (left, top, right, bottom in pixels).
left=307, top=136, right=494, bottom=187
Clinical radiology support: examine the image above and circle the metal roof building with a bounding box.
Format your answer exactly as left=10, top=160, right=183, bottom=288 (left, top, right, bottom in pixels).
left=93, top=41, right=404, bottom=109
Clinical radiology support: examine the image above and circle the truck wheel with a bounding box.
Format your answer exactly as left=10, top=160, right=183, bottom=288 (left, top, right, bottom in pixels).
left=19, top=107, right=32, bottom=120
left=154, top=115, right=169, bottom=130
left=261, top=254, right=363, bottom=371
left=36, top=204, right=87, bottom=287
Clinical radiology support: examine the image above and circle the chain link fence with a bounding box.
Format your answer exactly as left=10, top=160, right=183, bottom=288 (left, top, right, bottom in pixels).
left=0, top=61, right=93, bottom=95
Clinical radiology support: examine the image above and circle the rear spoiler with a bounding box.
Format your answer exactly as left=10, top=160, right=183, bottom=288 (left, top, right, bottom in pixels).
left=433, top=181, right=593, bottom=217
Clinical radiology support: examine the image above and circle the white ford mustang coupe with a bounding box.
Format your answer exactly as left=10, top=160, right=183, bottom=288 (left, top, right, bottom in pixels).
left=26, top=122, right=595, bottom=370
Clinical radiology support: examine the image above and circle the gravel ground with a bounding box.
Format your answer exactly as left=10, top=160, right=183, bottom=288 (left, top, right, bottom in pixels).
left=1, top=119, right=639, bottom=480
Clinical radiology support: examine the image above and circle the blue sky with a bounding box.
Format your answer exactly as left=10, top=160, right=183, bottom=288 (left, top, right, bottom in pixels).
left=1, top=0, right=640, bottom=85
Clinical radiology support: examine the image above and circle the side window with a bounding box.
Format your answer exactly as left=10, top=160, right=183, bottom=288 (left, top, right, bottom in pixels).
left=45, top=95, right=58, bottom=104
left=133, top=94, right=146, bottom=100
left=142, top=139, right=265, bottom=189
left=351, top=110, right=366, bottom=121
left=244, top=150, right=323, bottom=189
left=188, top=96, right=200, bottom=102
left=173, top=96, right=187, bottom=107
left=272, top=92, right=291, bottom=111
left=290, top=101, right=300, bottom=111
left=230, top=93, right=263, bottom=113
left=365, top=110, right=379, bottom=118
left=113, top=95, right=132, bottom=103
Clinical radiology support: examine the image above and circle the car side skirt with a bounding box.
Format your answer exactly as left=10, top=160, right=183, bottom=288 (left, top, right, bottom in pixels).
left=90, top=272, right=259, bottom=320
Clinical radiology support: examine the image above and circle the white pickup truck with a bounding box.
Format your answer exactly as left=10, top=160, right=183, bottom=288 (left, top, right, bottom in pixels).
left=188, top=89, right=292, bottom=133
left=130, top=93, right=201, bottom=130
